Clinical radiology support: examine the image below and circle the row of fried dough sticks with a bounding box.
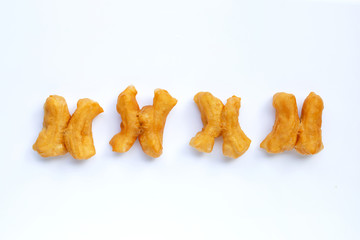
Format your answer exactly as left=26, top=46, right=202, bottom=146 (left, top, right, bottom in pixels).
left=33, top=86, right=324, bottom=160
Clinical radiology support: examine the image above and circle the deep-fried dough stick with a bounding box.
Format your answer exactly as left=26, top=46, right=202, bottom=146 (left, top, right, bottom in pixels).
left=110, top=86, right=177, bottom=158
left=64, top=99, right=103, bottom=160
left=110, top=86, right=141, bottom=152
left=190, top=92, right=251, bottom=158
left=189, top=92, right=224, bottom=153
left=222, top=96, right=251, bottom=158
left=33, top=95, right=71, bottom=157
left=295, top=92, right=324, bottom=155
left=260, top=92, right=300, bottom=153
left=138, top=89, right=178, bottom=158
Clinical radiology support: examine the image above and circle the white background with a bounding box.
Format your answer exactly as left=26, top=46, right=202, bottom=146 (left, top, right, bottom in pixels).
left=1, top=0, right=360, bottom=239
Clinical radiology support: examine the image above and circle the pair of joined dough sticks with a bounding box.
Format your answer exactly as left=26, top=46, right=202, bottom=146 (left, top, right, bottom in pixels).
left=32, top=96, right=103, bottom=160
left=109, top=86, right=177, bottom=158
left=261, top=92, right=324, bottom=155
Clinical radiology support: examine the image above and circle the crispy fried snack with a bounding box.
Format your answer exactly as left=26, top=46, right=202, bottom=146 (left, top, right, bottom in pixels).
left=109, top=86, right=141, bottom=152
left=189, top=92, right=224, bottom=153
left=110, top=86, right=177, bottom=158
left=33, top=95, right=71, bottom=157
left=260, top=92, right=300, bottom=153
left=139, top=89, right=178, bottom=158
left=222, top=96, right=251, bottom=158
left=190, top=92, right=251, bottom=158
left=64, top=99, right=103, bottom=160
left=295, top=92, right=324, bottom=155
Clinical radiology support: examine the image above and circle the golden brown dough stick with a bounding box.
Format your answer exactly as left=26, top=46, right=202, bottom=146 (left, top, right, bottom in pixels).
left=64, top=99, right=103, bottom=160
left=260, top=92, right=300, bottom=153
left=110, top=86, right=141, bottom=152
left=33, top=95, right=71, bottom=157
left=222, top=96, right=251, bottom=158
left=295, top=92, right=324, bottom=155
left=109, top=86, right=177, bottom=158
left=138, top=89, right=177, bottom=158
left=189, top=92, right=224, bottom=153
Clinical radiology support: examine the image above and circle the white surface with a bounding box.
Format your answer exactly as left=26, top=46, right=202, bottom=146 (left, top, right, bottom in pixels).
left=1, top=0, right=360, bottom=239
